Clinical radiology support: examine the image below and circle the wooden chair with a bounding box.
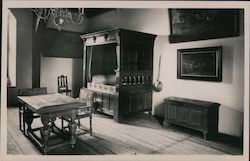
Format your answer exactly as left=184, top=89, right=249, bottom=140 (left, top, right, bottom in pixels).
left=57, top=75, right=71, bottom=96
left=61, top=87, right=94, bottom=136
left=18, top=87, right=47, bottom=135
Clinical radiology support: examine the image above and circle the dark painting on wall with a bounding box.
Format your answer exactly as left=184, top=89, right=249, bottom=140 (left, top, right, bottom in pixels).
left=169, top=9, right=240, bottom=43
left=177, top=46, right=222, bottom=82
left=43, top=29, right=83, bottom=58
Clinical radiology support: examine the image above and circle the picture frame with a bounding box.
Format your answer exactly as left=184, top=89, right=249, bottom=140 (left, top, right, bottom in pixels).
left=168, top=9, right=240, bottom=43
left=177, top=46, right=222, bottom=82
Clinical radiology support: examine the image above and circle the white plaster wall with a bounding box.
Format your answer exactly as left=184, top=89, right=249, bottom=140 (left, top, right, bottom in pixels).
left=40, top=57, right=83, bottom=97
left=156, top=36, right=244, bottom=111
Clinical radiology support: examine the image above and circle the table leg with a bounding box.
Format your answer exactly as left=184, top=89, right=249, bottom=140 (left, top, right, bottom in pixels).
left=19, top=104, right=23, bottom=132
left=50, top=117, right=56, bottom=132
left=69, top=121, right=77, bottom=148
left=69, top=110, right=77, bottom=148
left=90, top=113, right=92, bottom=136
left=25, top=109, right=34, bottom=136
left=41, top=114, right=50, bottom=155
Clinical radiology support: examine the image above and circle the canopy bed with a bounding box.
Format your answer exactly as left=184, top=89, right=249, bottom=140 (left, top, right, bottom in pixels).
left=80, top=28, right=156, bottom=122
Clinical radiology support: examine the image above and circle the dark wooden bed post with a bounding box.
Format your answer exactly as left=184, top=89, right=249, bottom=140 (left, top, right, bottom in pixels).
left=113, top=37, right=121, bottom=122
left=82, top=41, right=87, bottom=87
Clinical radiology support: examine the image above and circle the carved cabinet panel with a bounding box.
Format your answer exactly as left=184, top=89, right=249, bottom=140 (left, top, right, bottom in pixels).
left=188, top=108, right=203, bottom=129
left=177, top=107, right=189, bottom=124
left=166, top=105, right=177, bottom=122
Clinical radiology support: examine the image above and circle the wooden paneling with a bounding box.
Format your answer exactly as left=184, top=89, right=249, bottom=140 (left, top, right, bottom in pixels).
left=188, top=109, right=203, bottom=129
left=166, top=105, right=177, bottom=122
left=177, top=107, right=188, bottom=124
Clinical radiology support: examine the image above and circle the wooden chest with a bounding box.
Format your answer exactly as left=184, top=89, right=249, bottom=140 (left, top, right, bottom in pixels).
left=164, top=97, right=220, bottom=139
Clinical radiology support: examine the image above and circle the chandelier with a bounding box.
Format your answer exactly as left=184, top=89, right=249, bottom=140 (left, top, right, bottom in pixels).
left=31, top=8, right=85, bottom=31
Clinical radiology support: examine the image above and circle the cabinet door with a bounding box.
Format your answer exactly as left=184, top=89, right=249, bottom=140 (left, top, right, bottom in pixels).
left=129, top=94, right=137, bottom=112
left=188, top=108, right=203, bottom=130
left=119, top=93, right=130, bottom=114
left=136, top=94, right=144, bottom=112
left=166, top=104, right=177, bottom=122
left=128, top=92, right=152, bottom=113
left=144, top=92, right=152, bottom=110
left=177, top=107, right=188, bottom=124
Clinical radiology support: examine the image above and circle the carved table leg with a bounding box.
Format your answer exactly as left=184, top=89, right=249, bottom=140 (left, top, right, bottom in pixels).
left=19, top=104, right=24, bottom=132
left=69, top=110, right=77, bottom=148
left=50, top=117, right=56, bottom=132
left=25, top=109, right=34, bottom=137
left=78, top=119, right=81, bottom=128
left=69, top=121, right=77, bottom=148
left=90, top=113, right=92, bottom=136
left=41, top=114, right=50, bottom=155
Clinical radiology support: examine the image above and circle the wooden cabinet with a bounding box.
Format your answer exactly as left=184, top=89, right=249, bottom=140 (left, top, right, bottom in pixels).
left=164, top=97, right=220, bottom=139
left=81, top=28, right=156, bottom=122
left=126, top=91, right=152, bottom=113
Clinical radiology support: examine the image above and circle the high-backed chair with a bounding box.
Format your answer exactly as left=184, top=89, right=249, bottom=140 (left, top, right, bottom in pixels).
left=61, top=87, right=94, bottom=136
left=57, top=75, right=71, bottom=96
left=18, top=87, right=47, bottom=135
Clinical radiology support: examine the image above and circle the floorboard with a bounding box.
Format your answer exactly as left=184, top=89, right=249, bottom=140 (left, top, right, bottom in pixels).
left=7, top=107, right=243, bottom=155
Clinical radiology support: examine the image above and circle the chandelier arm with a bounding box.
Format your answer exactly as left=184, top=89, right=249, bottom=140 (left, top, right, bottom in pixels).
left=43, top=9, right=51, bottom=20
left=70, top=16, right=84, bottom=24
left=53, top=17, right=64, bottom=31
left=32, top=8, right=85, bottom=31
left=31, top=8, right=51, bottom=22
left=70, top=18, right=84, bottom=25
left=53, top=19, right=63, bottom=31
left=69, top=8, right=84, bottom=25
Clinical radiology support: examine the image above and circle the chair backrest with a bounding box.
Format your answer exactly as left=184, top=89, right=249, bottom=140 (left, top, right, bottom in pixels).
left=58, top=75, right=69, bottom=92
left=18, top=87, right=47, bottom=96
left=79, top=87, right=94, bottom=106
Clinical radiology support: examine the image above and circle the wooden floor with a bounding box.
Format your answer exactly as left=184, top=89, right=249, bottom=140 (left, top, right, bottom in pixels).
left=7, top=107, right=242, bottom=155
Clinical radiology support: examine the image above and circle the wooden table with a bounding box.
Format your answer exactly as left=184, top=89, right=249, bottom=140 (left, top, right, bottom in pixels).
left=18, top=93, right=86, bottom=154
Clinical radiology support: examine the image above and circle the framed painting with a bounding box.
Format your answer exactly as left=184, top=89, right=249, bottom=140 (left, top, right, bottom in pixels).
left=168, top=9, right=240, bottom=43
left=177, top=46, right=222, bottom=82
